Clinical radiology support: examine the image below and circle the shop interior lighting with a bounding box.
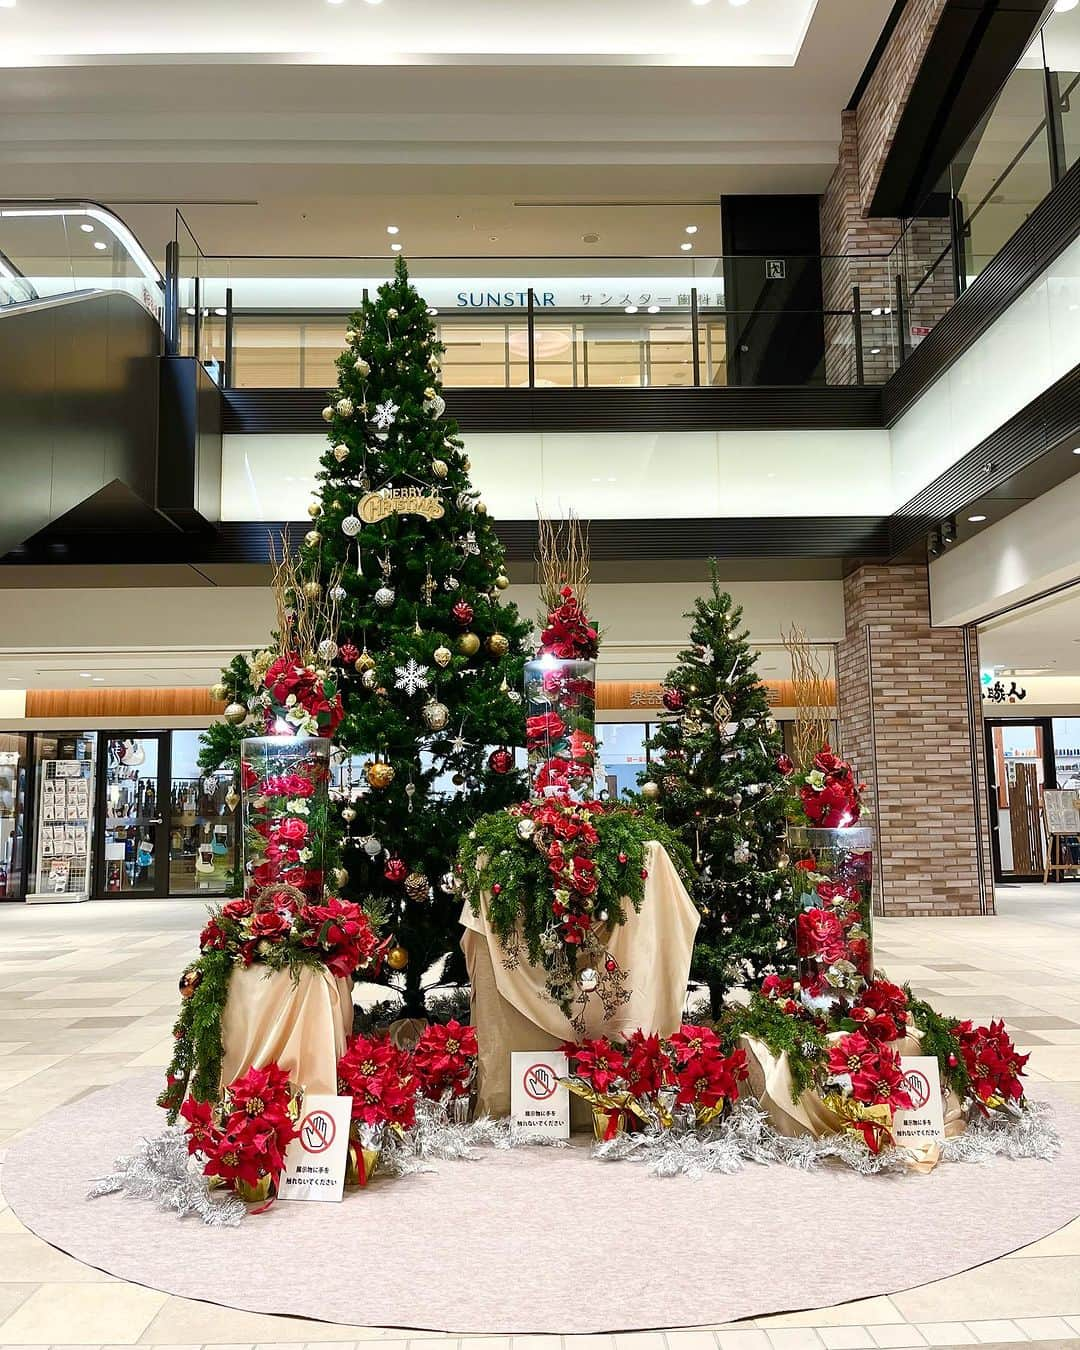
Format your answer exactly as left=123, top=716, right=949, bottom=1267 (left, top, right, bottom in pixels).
left=968, top=514, right=987, bottom=523
left=941, top=516, right=957, bottom=544
left=625, top=305, right=639, bottom=314
left=1072, top=446, right=1080, bottom=454
left=685, top=225, right=699, bottom=234
left=1054, top=0, right=1078, bottom=13
left=79, top=223, right=94, bottom=233
left=927, top=529, right=944, bottom=559
left=0, top=2, right=16, bottom=10
left=390, top=242, right=403, bottom=252
left=92, top=241, right=108, bottom=250
left=729, top=0, right=752, bottom=7
left=680, top=242, right=693, bottom=251
left=647, top=305, right=661, bottom=313
left=386, top=225, right=399, bottom=235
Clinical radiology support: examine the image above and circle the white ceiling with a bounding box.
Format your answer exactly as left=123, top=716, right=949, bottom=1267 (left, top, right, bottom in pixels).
left=0, top=0, right=894, bottom=256
left=979, top=584, right=1080, bottom=679
left=1, top=0, right=820, bottom=63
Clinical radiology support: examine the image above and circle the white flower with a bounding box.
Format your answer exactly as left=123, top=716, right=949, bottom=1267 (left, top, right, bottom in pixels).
left=298, top=847, right=313, bottom=863
left=286, top=798, right=310, bottom=816
left=285, top=693, right=297, bottom=707
left=387, top=307, right=398, bottom=319
left=321, top=405, right=334, bottom=422
left=335, top=397, right=354, bottom=417
left=807, top=769, right=826, bottom=789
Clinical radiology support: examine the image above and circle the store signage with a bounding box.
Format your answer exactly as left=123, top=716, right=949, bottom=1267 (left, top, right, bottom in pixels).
left=893, top=1057, right=945, bottom=1147
left=279, top=1094, right=351, bottom=1202
left=765, top=259, right=787, bottom=280
left=510, top=1051, right=570, bottom=1140
left=358, top=489, right=445, bottom=523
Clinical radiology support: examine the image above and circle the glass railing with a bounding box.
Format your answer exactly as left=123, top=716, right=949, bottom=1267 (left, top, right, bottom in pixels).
left=0, top=199, right=164, bottom=320
left=171, top=246, right=904, bottom=389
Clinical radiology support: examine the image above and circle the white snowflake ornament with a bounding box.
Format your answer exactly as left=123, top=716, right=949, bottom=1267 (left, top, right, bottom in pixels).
left=372, top=399, right=399, bottom=431
left=394, top=658, right=430, bottom=696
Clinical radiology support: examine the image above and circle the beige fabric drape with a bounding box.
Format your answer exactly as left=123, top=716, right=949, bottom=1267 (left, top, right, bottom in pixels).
left=219, top=965, right=353, bottom=1095
left=742, top=1027, right=968, bottom=1165
left=461, top=840, right=699, bottom=1117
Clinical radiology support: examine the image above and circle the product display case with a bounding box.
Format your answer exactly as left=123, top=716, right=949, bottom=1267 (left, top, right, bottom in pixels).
left=27, top=733, right=97, bottom=903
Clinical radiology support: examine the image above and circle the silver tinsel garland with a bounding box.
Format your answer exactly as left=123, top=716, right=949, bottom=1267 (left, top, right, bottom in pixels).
left=593, top=1097, right=1060, bottom=1179
left=88, top=1097, right=1059, bottom=1225
left=87, top=1125, right=247, bottom=1226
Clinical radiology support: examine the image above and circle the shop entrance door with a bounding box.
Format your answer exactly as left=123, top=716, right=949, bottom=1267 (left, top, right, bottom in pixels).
left=95, top=733, right=171, bottom=898
left=985, top=718, right=1055, bottom=882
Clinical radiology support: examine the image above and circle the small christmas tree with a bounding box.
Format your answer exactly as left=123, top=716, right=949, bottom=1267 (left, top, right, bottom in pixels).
left=639, top=567, right=793, bottom=1015
left=205, top=258, right=531, bottom=1016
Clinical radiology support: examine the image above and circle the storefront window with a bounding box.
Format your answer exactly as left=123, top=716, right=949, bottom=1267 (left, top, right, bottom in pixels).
left=28, top=732, right=96, bottom=900
left=1052, top=718, right=1080, bottom=789
left=169, top=730, right=237, bottom=896
left=596, top=722, right=649, bottom=800
left=0, top=733, right=29, bottom=899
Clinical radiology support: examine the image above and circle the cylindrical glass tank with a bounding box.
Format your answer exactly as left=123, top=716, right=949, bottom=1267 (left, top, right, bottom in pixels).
left=240, top=735, right=331, bottom=907
left=523, top=656, right=598, bottom=801
left=787, top=824, right=875, bottom=1010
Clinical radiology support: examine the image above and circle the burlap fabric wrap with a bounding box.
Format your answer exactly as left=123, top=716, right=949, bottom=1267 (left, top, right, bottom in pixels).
left=741, top=1027, right=968, bottom=1169
left=219, top=965, right=354, bottom=1095
left=461, top=840, right=700, bottom=1118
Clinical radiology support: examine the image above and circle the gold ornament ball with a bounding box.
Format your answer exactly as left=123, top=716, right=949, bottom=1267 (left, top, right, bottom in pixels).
left=422, top=700, right=450, bottom=731
left=341, top=806, right=358, bottom=823
left=307, top=502, right=322, bottom=519
left=210, top=682, right=228, bottom=702
left=304, top=529, right=322, bottom=548
left=641, top=780, right=661, bottom=801
left=366, top=760, right=396, bottom=790
left=355, top=650, right=376, bottom=673
left=302, top=580, right=322, bottom=600
left=404, top=872, right=430, bottom=902
left=486, top=632, right=509, bottom=657
left=332, top=866, right=349, bottom=888
left=361, top=668, right=377, bottom=689
left=387, top=945, right=409, bottom=971
left=457, top=632, right=481, bottom=657
left=494, top=573, right=510, bottom=591
left=223, top=702, right=248, bottom=725
left=476, top=501, right=488, bottom=516
left=431, top=458, right=449, bottom=479
left=433, top=645, right=452, bottom=669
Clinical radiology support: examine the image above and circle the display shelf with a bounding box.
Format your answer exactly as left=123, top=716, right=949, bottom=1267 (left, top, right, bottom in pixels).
left=27, top=752, right=96, bottom=903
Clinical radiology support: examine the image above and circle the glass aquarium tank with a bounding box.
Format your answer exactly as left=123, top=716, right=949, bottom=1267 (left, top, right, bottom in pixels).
left=240, top=735, right=331, bottom=907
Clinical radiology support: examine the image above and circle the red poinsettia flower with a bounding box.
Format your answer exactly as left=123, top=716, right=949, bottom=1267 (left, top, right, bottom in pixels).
left=413, top=1019, right=478, bottom=1099
left=179, top=1096, right=216, bottom=1155
left=827, top=1032, right=912, bottom=1110
left=248, top=910, right=291, bottom=941
left=957, top=1019, right=1028, bottom=1111
left=199, top=917, right=228, bottom=951
left=674, top=1047, right=748, bottom=1110
left=623, top=1030, right=667, bottom=1096
left=562, top=1036, right=626, bottom=1093
left=667, top=1022, right=723, bottom=1066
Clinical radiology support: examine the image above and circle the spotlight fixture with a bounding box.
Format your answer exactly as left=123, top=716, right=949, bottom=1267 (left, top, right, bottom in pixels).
left=0, top=2, right=17, bottom=9
left=79, top=223, right=94, bottom=233
left=1072, top=446, right=1080, bottom=455
left=928, top=529, right=944, bottom=559
left=680, top=242, right=693, bottom=251
left=79, top=672, right=92, bottom=678
left=386, top=225, right=399, bottom=235
left=941, top=516, right=958, bottom=544
left=691, top=0, right=711, bottom=6
left=92, top=240, right=108, bottom=250
left=390, top=242, right=402, bottom=252
left=685, top=225, right=698, bottom=234
left=968, top=514, right=987, bottom=523
left=327, top=0, right=346, bottom=5
left=364, top=0, right=384, bottom=4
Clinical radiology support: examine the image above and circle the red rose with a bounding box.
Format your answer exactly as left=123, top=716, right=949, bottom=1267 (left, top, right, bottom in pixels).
left=279, top=773, right=315, bottom=798
left=240, top=761, right=258, bottom=790
left=526, top=712, right=566, bottom=746
left=796, top=907, right=848, bottom=964
left=276, top=816, right=309, bottom=844
left=222, top=898, right=254, bottom=921
left=200, top=918, right=228, bottom=950
left=249, top=910, right=290, bottom=940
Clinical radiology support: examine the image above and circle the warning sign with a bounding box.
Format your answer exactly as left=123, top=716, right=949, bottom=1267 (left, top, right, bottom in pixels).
left=511, top=1050, right=570, bottom=1140
left=893, top=1056, right=945, bottom=1148
left=279, top=1094, right=351, bottom=1203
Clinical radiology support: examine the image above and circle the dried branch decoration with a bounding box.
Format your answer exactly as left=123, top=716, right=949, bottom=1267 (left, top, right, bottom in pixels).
left=782, top=623, right=833, bottom=770
left=269, top=529, right=344, bottom=667
left=536, top=509, right=591, bottom=615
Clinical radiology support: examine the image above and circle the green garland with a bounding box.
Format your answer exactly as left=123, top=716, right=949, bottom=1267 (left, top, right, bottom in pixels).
left=905, top=990, right=972, bottom=1101
left=158, top=947, right=233, bottom=1121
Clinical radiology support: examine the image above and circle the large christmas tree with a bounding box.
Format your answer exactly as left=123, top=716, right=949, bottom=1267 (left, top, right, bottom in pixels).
left=205, top=259, right=531, bottom=1015
left=639, top=568, right=793, bottom=1015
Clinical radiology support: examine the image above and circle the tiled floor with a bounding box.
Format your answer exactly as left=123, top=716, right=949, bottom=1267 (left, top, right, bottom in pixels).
left=1, top=885, right=1080, bottom=1350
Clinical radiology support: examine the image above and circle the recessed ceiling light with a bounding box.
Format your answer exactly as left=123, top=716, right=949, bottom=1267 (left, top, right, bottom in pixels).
left=79, top=672, right=92, bottom=678
left=79, top=223, right=94, bottom=233
left=364, top=0, right=384, bottom=5
left=386, top=225, right=399, bottom=235
left=728, top=0, right=752, bottom=6
left=428, top=306, right=438, bottom=316
left=92, top=676, right=105, bottom=682
left=185, top=307, right=196, bottom=316
left=647, top=305, right=660, bottom=314
left=680, top=242, right=693, bottom=251
left=93, top=240, right=107, bottom=250
left=968, top=514, right=987, bottom=523
left=326, top=0, right=346, bottom=5
left=1055, top=0, right=1078, bottom=12
left=390, top=243, right=402, bottom=252
left=625, top=305, right=639, bottom=314
left=691, top=0, right=711, bottom=6
left=1072, top=446, right=1080, bottom=454
left=685, top=225, right=698, bottom=235
left=0, top=2, right=17, bottom=10
left=870, top=347, right=881, bottom=355
left=214, top=307, right=227, bottom=317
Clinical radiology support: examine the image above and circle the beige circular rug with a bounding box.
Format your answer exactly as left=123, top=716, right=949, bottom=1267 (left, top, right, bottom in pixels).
left=6, top=1072, right=1080, bottom=1334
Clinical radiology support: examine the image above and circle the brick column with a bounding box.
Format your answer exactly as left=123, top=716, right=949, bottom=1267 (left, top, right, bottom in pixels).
left=837, top=564, right=994, bottom=917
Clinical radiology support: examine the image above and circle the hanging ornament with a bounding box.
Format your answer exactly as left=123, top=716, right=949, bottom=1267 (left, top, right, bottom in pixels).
left=361, top=835, right=382, bottom=858
left=330, top=584, right=348, bottom=604
left=307, top=502, right=322, bottom=519
left=579, top=968, right=599, bottom=993
left=734, top=839, right=751, bottom=865
left=355, top=648, right=375, bottom=673
left=494, top=573, right=510, bottom=591
left=431, top=458, right=449, bottom=479
left=372, top=398, right=399, bottom=430
left=375, top=585, right=396, bottom=608
left=339, top=642, right=360, bottom=666
left=508, top=689, right=522, bottom=704
left=444, top=576, right=460, bottom=592
left=404, top=872, right=430, bottom=903
left=683, top=707, right=705, bottom=736
left=433, top=645, right=452, bottom=669
left=302, top=580, right=321, bottom=600
left=317, top=639, right=338, bottom=662
left=361, top=668, right=378, bottom=690
left=366, top=760, right=396, bottom=790
left=331, top=866, right=349, bottom=889
left=210, top=681, right=228, bottom=702
left=488, top=747, right=513, bottom=775
left=475, top=501, right=488, bottom=516
left=422, top=699, right=450, bottom=731
left=223, top=702, right=248, bottom=725
left=321, top=405, right=334, bottom=422
left=342, top=515, right=362, bottom=537
left=712, top=693, right=733, bottom=727
left=225, top=787, right=240, bottom=812
left=332, top=443, right=349, bottom=462
left=451, top=600, right=474, bottom=626
left=486, top=633, right=509, bottom=657
left=421, top=567, right=437, bottom=606
left=640, top=780, right=660, bottom=801
left=393, top=658, right=430, bottom=696
left=354, top=356, right=370, bottom=377
left=457, top=530, right=481, bottom=556
left=439, top=871, right=456, bottom=895
left=457, top=632, right=480, bottom=657
left=304, top=530, right=322, bottom=548
left=404, top=781, right=416, bottom=813
left=383, top=858, right=408, bottom=885
left=341, top=805, right=358, bottom=823
left=662, top=688, right=686, bottom=713
left=386, top=945, right=409, bottom=971
left=335, top=397, right=354, bottom=417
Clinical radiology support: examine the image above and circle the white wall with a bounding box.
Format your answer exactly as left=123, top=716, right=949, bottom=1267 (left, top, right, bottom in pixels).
left=222, top=429, right=893, bottom=522
left=930, top=470, right=1080, bottom=626
left=890, top=234, right=1080, bottom=506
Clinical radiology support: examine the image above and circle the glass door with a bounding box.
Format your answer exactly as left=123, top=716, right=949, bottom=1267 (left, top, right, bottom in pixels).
left=96, top=733, right=170, bottom=898
left=985, top=718, right=1055, bottom=882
